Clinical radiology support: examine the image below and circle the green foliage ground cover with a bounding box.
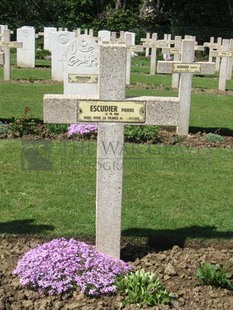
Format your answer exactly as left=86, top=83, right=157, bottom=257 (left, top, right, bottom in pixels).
left=0, top=55, right=232, bottom=244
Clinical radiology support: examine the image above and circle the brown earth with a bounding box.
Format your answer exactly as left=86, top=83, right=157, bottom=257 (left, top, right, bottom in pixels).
left=1, top=235, right=233, bottom=310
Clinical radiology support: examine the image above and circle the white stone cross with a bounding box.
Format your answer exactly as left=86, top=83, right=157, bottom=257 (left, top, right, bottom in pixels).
left=161, top=36, right=205, bottom=89
left=100, top=33, right=144, bottom=85
left=210, top=39, right=233, bottom=90
left=0, top=29, right=23, bottom=80
left=142, top=36, right=168, bottom=75
left=44, top=43, right=180, bottom=259
left=204, top=37, right=222, bottom=71
left=157, top=39, right=215, bottom=135
left=162, top=33, right=173, bottom=60
left=140, top=32, right=151, bottom=56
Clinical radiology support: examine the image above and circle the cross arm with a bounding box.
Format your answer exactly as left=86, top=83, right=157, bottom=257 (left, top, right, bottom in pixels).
left=157, top=61, right=215, bottom=74
left=43, top=95, right=179, bottom=126
left=0, top=41, right=23, bottom=48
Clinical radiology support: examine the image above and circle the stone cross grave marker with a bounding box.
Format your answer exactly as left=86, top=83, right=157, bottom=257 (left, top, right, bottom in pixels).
left=161, top=36, right=205, bottom=89
left=142, top=36, right=169, bottom=75
left=98, top=30, right=111, bottom=43
left=204, top=37, right=222, bottom=71
left=161, top=35, right=182, bottom=88
left=0, top=25, right=8, bottom=52
left=17, top=26, right=35, bottom=68
left=50, top=30, right=75, bottom=81
left=227, top=39, right=233, bottom=80
left=44, top=43, right=180, bottom=259
left=162, top=33, right=173, bottom=60
left=210, top=39, right=233, bottom=90
left=99, top=33, right=144, bottom=85
left=0, top=29, right=23, bottom=80
left=141, top=32, right=151, bottom=56
left=124, top=32, right=144, bottom=85
left=63, top=35, right=100, bottom=97
left=158, top=39, right=215, bottom=135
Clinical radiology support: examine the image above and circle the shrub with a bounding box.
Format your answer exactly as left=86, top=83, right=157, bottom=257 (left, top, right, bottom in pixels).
left=204, top=133, right=224, bottom=143
left=115, top=269, right=176, bottom=306
left=196, top=261, right=233, bottom=290
left=46, top=124, right=68, bottom=135
left=36, top=48, right=51, bottom=60
left=124, top=125, right=160, bottom=143
left=7, top=107, right=42, bottom=137
left=67, top=124, right=160, bottom=143
left=170, top=135, right=184, bottom=145
left=13, top=238, right=132, bottom=296
left=0, top=121, right=8, bottom=134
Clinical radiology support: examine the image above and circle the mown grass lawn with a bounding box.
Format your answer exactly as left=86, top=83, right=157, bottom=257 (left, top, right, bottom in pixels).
left=0, top=140, right=232, bottom=243
left=0, top=55, right=232, bottom=245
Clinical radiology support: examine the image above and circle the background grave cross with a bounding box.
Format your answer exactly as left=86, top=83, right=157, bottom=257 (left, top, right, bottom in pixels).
left=210, top=39, right=233, bottom=90
left=44, top=43, right=179, bottom=259
left=157, top=39, right=215, bottom=135
left=142, top=36, right=168, bottom=75
left=0, top=29, right=23, bottom=80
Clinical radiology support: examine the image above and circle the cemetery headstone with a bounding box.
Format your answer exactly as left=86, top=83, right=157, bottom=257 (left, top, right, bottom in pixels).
left=98, top=30, right=111, bottom=42
left=44, top=27, right=57, bottom=51
left=63, top=35, right=100, bottom=97
left=17, top=26, right=35, bottom=68
left=50, top=30, right=75, bottom=81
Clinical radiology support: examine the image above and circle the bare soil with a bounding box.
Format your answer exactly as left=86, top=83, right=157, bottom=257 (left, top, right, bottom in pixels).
left=1, top=235, right=233, bottom=310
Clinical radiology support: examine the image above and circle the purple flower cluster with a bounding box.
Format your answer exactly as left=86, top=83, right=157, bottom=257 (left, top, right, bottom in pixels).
left=67, top=124, right=98, bottom=137
left=13, top=238, right=132, bottom=296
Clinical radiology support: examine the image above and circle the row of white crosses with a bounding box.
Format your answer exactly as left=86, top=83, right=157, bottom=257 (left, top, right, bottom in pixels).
left=157, top=39, right=215, bottom=135
left=44, top=35, right=180, bottom=259
left=142, top=33, right=233, bottom=91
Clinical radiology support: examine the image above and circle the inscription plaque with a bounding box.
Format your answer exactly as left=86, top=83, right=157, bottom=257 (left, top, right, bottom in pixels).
left=217, top=51, right=233, bottom=57
left=78, top=100, right=146, bottom=123
left=0, top=41, right=23, bottom=48
left=173, top=63, right=201, bottom=73
left=68, top=74, right=98, bottom=84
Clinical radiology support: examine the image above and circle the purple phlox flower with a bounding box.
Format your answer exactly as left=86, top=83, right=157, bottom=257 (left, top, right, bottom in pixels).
left=13, top=238, right=133, bottom=296
left=67, top=123, right=98, bottom=137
